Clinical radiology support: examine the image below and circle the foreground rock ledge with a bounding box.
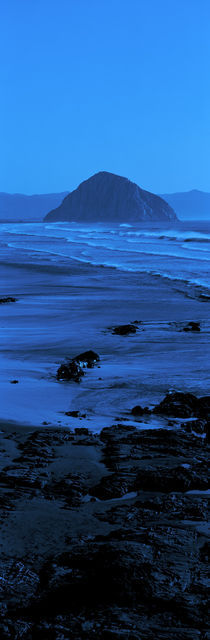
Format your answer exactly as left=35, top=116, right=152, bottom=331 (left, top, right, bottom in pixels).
left=0, top=410, right=209, bottom=638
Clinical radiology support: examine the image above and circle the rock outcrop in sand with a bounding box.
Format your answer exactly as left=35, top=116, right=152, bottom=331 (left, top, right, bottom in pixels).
left=45, top=171, right=177, bottom=223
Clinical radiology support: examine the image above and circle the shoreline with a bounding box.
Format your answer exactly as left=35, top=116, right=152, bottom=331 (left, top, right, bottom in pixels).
left=1, top=258, right=210, bottom=430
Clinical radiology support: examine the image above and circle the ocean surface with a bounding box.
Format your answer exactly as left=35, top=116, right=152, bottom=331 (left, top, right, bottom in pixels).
left=1, top=219, right=210, bottom=295
left=0, top=219, right=209, bottom=430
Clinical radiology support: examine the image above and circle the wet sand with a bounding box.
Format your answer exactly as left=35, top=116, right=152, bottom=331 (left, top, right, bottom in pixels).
left=1, top=257, right=210, bottom=429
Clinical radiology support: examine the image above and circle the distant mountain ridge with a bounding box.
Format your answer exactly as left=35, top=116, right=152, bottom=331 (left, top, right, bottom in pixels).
left=0, top=192, right=69, bottom=222
left=45, top=172, right=177, bottom=223
left=161, top=190, right=210, bottom=221
left=1, top=184, right=209, bottom=224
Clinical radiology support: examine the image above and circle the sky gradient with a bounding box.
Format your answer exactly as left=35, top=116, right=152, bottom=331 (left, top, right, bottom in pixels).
left=0, top=0, right=209, bottom=195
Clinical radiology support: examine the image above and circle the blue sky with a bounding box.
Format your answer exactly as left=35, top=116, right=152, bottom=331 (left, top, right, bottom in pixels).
left=0, top=0, right=209, bottom=194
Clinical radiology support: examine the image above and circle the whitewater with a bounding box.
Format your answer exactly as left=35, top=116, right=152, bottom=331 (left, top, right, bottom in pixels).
left=1, top=219, right=210, bottom=296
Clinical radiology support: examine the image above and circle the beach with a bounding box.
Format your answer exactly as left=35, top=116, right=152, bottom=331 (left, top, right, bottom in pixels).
left=0, top=221, right=209, bottom=637
left=1, top=221, right=210, bottom=429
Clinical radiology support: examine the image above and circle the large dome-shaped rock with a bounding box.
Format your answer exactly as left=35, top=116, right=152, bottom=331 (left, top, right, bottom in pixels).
left=44, top=171, right=177, bottom=223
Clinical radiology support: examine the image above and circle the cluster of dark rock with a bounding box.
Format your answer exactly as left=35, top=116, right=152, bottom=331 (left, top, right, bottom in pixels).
left=131, top=392, right=210, bottom=436
left=0, top=297, right=16, bottom=304
left=153, top=391, right=210, bottom=419
left=56, top=321, right=202, bottom=385
left=0, top=390, right=209, bottom=638
left=170, top=321, right=201, bottom=333
left=110, top=320, right=201, bottom=336
left=57, top=350, right=100, bottom=382
left=65, top=410, right=87, bottom=418
left=111, top=323, right=139, bottom=335
left=183, top=321, right=200, bottom=332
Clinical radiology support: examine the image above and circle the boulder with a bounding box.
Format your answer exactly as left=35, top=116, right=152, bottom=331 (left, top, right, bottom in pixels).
left=112, top=324, right=137, bottom=336
left=131, top=405, right=151, bottom=416
left=73, top=350, right=100, bottom=367
left=0, top=297, right=16, bottom=304
left=65, top=410, right=86, bottom=418
left=57, top=361, right=84, bottom=382
left=153, top=392, right=200, bottom=418
left=183, top=322, right=200, bottom=332
left=57, top=350, right=100, bottom=381
left=153, top=391, right=210, bottom=419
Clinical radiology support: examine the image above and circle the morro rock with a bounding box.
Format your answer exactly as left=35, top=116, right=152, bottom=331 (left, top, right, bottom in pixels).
left=44, top=171, right=177, bottom=223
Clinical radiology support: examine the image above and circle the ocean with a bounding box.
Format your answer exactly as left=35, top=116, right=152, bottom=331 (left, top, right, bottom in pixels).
left=1, top=219, right=210, bottom=296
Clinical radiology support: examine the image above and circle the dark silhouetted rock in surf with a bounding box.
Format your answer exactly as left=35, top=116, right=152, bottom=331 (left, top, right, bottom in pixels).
left=65, top=410, right=87, bottom=418
left=112, top=323, right=137, bottom=335
left=57, top=361, right=84, bottom=382
left=57, top=350, right=100, bottom=382
left=0, top=297, right=16, bottom=304
left=45, top=171, right=177, bottom=223
left=170, top=320, right=201, bottom=332
left=183, top=321, right=200, bottom=332
left=73, top=350, right=100, bottom=367
left=153, top=391, right=210, bottom=419
left=131, top=405, right=151, bottom=416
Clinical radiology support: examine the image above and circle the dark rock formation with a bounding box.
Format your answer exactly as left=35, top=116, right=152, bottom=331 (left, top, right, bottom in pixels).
left=130, top=393, right=210, bottom=427
left=153, top=391, right=210, bottom=419
left=112, top=323, right=137, bottom=335
left=131, top=405, right=151, bottom=416
left=182, top=418, right=209, bottom=437
left=57, top=350, right=100, bottom=382
left=0, top=418, right=209, bottom=638
left=0, top=297, right=16, bottom=304
left=73, top=350, right=100, bottom=367
left=183, top=321, right=200, bottom=332
left=169, top=320, right=201, bottom=332
left=45, top=171, right=177, bottom=223
left=65, top=410, right=86, bottom=418
left=57, top=361, right=84, bottom=382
